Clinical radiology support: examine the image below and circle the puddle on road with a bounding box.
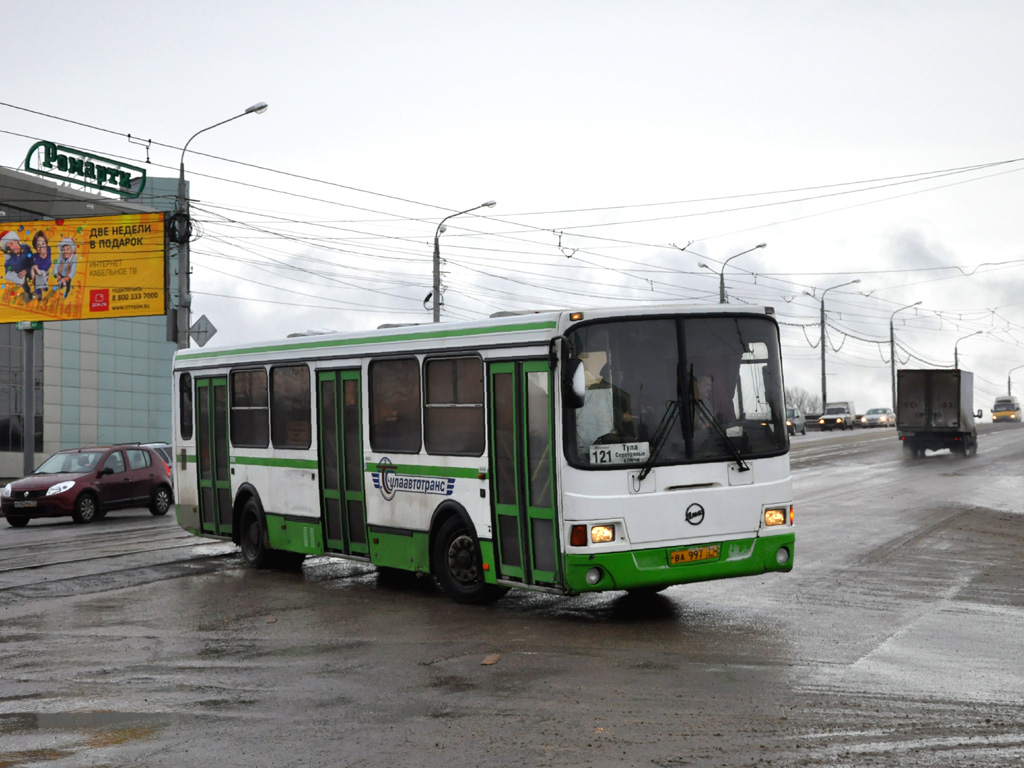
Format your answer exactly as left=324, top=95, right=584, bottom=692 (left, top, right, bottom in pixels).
left=0, top=709, right=167, bottom=741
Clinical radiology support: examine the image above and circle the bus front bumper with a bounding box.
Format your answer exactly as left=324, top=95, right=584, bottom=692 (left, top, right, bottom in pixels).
left=563, top=533, right=795, bottom=594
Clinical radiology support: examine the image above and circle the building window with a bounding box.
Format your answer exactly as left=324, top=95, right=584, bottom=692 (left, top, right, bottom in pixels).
left=0, top=324, right=43, bottom=453
left=370, top=358, right=421, bottom=453
left=270, top=365, right=311, bottom=449
left=230, top=368, right=269, bottom=448
left=424, top=357, right=484, bottom=455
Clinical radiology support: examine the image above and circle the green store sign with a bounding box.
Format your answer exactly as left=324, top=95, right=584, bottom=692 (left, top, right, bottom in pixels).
left=24, top=141, right=146, bottom=198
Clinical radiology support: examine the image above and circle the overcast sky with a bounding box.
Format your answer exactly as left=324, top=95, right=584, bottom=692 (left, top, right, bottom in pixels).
left=5, top=1, right=1024, bottom=412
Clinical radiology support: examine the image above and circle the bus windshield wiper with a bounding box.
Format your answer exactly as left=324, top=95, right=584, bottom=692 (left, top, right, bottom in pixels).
left=692, top=394, right=750, bottom=472
left=637, top=398, right=681, bottom=481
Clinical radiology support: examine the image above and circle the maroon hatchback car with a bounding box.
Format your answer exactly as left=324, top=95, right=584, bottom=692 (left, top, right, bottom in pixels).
left=1, top=445, right=173, bottom=527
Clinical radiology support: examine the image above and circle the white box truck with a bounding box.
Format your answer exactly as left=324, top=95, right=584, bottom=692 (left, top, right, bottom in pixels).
left=896, top=369, right=981, bottom=457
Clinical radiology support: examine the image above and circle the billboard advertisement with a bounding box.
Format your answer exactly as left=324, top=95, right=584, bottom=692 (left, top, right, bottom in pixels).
left=0, top=213, right=165, bottom=324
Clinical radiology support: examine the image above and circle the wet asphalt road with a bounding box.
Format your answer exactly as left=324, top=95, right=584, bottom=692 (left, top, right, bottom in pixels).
left=1, top=424, right=1022, bottom=767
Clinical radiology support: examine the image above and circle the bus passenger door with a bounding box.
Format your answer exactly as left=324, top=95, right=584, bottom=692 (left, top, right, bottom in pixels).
left=195, top=377, right=232, bottom=536
left=488, top=361, right=560, bottom=587
left=317, top=370, right=368, bottom=557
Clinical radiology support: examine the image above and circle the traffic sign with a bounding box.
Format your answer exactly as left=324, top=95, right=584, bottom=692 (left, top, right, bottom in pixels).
left=189, top=315, right=217, bottom=347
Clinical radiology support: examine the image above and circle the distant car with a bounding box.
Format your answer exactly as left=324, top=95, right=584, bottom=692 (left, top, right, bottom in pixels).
left=142, top=442, right=174, bottom=486
left=991, top=396, right=1022, bottom=423
left=143, top=442, right=172, bottom=464
left=818, top=405, right=854, bottom=431
left=0, top=444, right=173, bottom=527
left=786, top=407, right=807, bottom=436
left=861, top=407, right=896, bottom=428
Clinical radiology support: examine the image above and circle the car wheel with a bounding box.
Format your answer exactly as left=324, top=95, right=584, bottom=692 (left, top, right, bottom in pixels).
left=239, top=498, right=273, bottom=569
left=801, top=426, right=807, bottom=435
left=72, top=493, right=99, bottom=524
left=5, top=514, right=29, bottom=528
left=149, top=485, right=172, bottom=516
left=432, top=515, right=508, bottom=605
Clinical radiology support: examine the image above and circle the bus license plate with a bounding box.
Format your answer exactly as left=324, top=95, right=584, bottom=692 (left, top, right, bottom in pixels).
left=669, top=545, right=719, bottom=565
left=13, top=500, right=37, bottom=508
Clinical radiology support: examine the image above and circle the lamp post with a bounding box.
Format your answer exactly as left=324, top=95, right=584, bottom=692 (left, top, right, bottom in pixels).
left=806, top=278, right=860, bottom=410
left=172, top=102, right=268, bottom=348
left=890, top=301, right=921, bottom=411
left=431, top=200, right=496, bottom=323
left=714, top=243, right=766, bottom=304
left=954, top=330, right=982, bottom=369
left=1007, top=363, right=1024, bottom=396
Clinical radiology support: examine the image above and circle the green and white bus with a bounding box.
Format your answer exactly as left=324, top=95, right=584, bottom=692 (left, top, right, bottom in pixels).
left=171, top=304, right=794, bottom=603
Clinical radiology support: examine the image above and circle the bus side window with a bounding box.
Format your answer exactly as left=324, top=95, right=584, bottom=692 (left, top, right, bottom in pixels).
left=179, top=372, right=193, bottom=440
left=270, top=364, right=311, bottom=449
left=370, top=358, right=422, bottom=453
left=424, top=357, right=484, bottom=456
left=231, top=369, right=270, bottom=448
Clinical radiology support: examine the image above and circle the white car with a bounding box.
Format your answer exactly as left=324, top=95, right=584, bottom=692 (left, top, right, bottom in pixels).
left=861, top=407, right=896, bottom=428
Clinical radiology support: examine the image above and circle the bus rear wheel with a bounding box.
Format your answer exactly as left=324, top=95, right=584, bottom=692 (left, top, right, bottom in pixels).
left=239, top=499, right=273, bottom=569
left=432, top=516, right=507, bottom=605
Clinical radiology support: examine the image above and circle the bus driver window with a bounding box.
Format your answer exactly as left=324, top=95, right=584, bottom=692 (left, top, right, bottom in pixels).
left=575, top=349, right=634, bottom=457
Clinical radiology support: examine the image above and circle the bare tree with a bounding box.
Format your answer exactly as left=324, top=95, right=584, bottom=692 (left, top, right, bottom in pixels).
left=785, top=386, right=820, bottom=414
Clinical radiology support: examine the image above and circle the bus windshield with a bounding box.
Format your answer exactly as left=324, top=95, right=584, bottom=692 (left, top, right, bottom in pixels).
left=566, top=314, right=787, bottom=468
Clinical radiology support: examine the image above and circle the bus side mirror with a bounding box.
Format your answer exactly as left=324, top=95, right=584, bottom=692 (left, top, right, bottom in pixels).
left=563, top=358, right=586, bottom=409
left=976, top=409, right=983, bottom=419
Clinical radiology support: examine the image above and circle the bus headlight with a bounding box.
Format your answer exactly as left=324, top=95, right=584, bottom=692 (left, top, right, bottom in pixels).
left=763, top=507, right=787, bottom=527
left=776, top=547, right=791, bottom=565
left=591, top=525, right=615, bottom=543
left=585, top=567, right=603, bottom=585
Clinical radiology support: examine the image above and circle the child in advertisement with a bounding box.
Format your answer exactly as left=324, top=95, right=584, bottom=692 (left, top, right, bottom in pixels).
left=54, top=237, right=78, bottom=298
left=2, top=231, right=33, bottom=291
left=31, top=231, right=52, bottom=301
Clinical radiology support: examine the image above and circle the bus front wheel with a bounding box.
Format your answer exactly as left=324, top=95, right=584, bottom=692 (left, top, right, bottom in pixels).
left=432, top=516, right=507, bottom=605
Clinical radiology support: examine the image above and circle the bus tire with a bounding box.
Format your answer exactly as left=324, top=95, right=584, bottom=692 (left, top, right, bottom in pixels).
left=432, top=515, right=507, bottom=605
left=271, top=551, right=306, bottom=571
left=239, top=498, right=273, bottom=569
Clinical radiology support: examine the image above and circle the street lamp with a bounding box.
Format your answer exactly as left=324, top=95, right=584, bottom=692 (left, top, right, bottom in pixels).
left=805, top=278, right=860, bottom=410
left=1007, top=363, right=1024, bottom=396
left=890, top=301, right=921, bottom=411
left=431, top=200, right=496, bottom=323
left=172, top=102, right=268, bottom=348
left=714, top=243, right=766, bottom=304
left=954, top=330, right=982, bottom=369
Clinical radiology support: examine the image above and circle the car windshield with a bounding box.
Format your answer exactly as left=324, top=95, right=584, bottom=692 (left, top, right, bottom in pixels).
left=565, top=314, right=787, bottom=468
left=825, top=407, right=845, bottom=414
left=994, top=400, right=1015, bottom=409
left=35, top=451, right=104, bottom=474
left=867, top=409, right=886, bottom=415
left=787, top=408, right=798, bottom=418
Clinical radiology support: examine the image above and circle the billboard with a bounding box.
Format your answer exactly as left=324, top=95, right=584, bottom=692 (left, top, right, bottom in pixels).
left=0, top=213, right=165, bottom=324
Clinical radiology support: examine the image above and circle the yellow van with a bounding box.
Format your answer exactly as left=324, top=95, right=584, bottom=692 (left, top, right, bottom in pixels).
left=992, top=396, right=1022, bottom=423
